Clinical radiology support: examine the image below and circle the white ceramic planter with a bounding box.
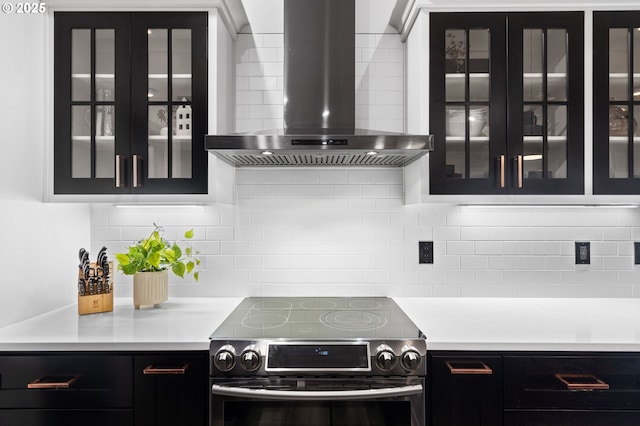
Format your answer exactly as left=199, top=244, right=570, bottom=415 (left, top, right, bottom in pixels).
left=133, top=270, right=168, bottom=309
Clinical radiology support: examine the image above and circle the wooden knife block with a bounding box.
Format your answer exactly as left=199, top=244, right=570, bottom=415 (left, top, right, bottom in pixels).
left=78, top=262, right=113, bottom=315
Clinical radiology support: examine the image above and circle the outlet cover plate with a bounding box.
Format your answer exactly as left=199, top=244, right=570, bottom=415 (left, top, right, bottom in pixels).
left=575, top=241, right=590, bottom=265
left=419, top=241, right=433, bottom=264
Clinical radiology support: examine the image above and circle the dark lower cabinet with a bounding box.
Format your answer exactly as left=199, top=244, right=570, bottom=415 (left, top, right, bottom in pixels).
left=0, top=410, right=133, bottom=426
left=134, top=353, right=208, bottom=426
left=429, top=353, right=503, bottom=426
left=430, top=352, right=640, bottom=426
left=504, top=411, right=640, bottom=426
left=0, top=351, right=208, bottom=426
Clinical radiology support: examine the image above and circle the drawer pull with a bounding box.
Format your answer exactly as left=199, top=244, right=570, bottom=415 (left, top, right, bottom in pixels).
left=28, top=375, right=78, bottom=389
left=446, top=360, right=493, bottom=375
left=143, top=364, right=189, bottom=375
left=555, top=373, right=610, bottom=390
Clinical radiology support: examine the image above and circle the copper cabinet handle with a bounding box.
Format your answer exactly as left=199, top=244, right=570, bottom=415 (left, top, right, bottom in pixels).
left=143, top=364, right=189, bottom=375
left=555, top=373, right=609, bottom=390
left=132, top=154, right=139, bottom=188
left=115, top=155, right=123, bottom=188
left=28, top=375, right=78, bottom=389
left=497, top=155, right=505, bottom=188
left=446, top=360, right=493, bottom=375
left=514, top=154, right=523, bottom=188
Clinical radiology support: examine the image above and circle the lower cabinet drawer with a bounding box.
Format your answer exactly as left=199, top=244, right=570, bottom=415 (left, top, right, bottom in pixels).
left=505, top=410, right=640, bottom=426
left=0, top=409, right=133, bottom=426
left=504, top=355, right=640, bottom=410
left=0, top=354, right=133, bottom=409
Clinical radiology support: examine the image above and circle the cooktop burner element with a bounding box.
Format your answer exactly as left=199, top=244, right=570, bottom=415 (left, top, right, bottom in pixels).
left=209, top=297, right=427, bottom=377
left=210, top=297, right=423, bottom=340
left=319, top=310, right=387, bottom=332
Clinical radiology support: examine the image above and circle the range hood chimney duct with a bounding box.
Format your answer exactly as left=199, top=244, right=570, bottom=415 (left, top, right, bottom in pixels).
left=205, top=0, right=433, bottom=168
left=284, top=0, right=355, bottom=134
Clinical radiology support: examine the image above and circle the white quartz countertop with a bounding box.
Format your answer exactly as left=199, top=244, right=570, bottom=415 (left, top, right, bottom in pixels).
left=0, top=297, right=638, bottom=352
left=395, top=298, right=640, bottom=352
left=0, top=298, right=241, bottom=351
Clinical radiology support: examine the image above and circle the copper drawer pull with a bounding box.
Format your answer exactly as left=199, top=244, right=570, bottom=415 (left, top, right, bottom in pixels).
left=143, top=364, right=189, bottom=375
left=555, top=373, right=609, bottom=390
left=28, top=375, right=78, bottom=389
left=446, top=360, right=493, bottom=375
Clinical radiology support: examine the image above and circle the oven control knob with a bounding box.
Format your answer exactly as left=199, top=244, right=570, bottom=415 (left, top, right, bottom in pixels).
left=214, top=345, right=236, bottom=372
left=240, top=348, right=261, bottom=372
left=401, top=347, right=421, bottom=371
left=375, top=345, right=397, bottom=370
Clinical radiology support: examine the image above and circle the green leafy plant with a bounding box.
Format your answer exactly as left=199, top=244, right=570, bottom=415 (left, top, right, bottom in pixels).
left=115, top=223, right=200, bottom=281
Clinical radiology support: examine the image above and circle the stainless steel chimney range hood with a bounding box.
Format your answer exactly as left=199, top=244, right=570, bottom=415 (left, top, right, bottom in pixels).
left=205, top=0, right=433, bottom=168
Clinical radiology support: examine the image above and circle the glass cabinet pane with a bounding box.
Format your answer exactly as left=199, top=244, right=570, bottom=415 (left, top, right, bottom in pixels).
left=469, top=29, right=489, bottom=102
left=71, top=29, right=90, bottom=102
left=445, top=106, right=465, bottom=178
left=71, top=105, right=91, bottom=178
left=148, top=105, right=169, bottom=179
left=609, top=28, right=629, bottom=101
left=148, top=29, right=168, bottom=101
left=172, top=29, right=192, bottom=101
left=547, top=105, right=567, bottom=179
left=95, top=29, right=115, bottom=100
left=547, top=29, right=567, bottom=102
left=445, top=29, right=466, bottom=102
left=523, top=29, right=543, bottom=102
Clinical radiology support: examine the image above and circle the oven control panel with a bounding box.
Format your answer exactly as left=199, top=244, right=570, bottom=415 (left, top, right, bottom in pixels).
left=210, top=339, right=427, bottom=377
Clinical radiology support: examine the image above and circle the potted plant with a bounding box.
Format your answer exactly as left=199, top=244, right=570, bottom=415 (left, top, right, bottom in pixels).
left=115, top=223, right=200, bottom=309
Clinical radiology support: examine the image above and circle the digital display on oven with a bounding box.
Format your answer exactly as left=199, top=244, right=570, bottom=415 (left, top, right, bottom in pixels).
left=267, top=343, right=370, bottom=370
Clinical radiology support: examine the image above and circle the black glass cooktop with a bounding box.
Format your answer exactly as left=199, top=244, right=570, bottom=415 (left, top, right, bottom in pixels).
left=209, top=297, right=424, bottom=340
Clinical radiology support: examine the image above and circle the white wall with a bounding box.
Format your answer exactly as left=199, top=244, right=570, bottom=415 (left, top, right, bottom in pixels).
left=0, top=8, right=90, bottom=327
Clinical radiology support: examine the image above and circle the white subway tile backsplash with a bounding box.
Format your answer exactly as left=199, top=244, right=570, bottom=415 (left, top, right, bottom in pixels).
left=87, top=29, right=640, bottom=300
left=236, top=91, right=264, bottom=105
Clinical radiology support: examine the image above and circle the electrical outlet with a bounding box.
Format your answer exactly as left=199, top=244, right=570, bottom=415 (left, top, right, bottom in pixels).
left=419, top=241, right=433, bottom=264
left=575, top=241, right=590, bottom=265
left=635, top=242, right=640, bottom=265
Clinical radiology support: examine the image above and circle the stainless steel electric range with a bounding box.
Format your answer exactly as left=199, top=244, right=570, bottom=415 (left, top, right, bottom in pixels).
left=209, top=297, right=427, bottom=426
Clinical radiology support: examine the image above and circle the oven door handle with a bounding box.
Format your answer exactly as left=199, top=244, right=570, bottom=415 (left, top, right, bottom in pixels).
left=211, top=384, right=423, bottom=401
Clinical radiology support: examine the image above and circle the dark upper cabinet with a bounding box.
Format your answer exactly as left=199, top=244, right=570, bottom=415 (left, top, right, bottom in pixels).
left=593, top=11, right=640, bottom=194
left=429, top=12, right=584, bottom=195
left=54, top=12, right=207, bottom=195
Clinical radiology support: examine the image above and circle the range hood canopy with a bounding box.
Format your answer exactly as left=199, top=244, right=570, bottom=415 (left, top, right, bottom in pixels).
left=206, top=0, right=433, bottom=168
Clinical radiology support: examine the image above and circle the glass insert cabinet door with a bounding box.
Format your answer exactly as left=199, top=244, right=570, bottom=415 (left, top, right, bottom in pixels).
left=54, top=13, right=131, bottom=194
left=594, top=11, right=640, bottom=194
left=429, top=12, right=584, bottom=195
left=54, top=12, right=207, bottom=195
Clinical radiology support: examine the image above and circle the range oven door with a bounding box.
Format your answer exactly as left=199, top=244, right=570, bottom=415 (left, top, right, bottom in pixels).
left=210, top=377, right=425, bottom=426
